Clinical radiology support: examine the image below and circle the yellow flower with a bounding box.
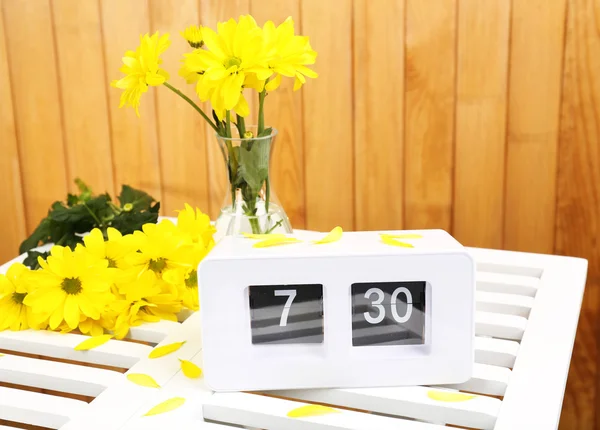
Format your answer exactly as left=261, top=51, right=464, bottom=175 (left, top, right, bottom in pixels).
left=112, top=32, right=171, bottom=116
left=181, top=25, right=204, bottom=48
left=262, top=17, right=318, bottom=91
left=127, top=220, right=194, bottom=278
left=179, top=59, right=201, bottom=84
left=183, top=15, right=271, bottom=118
left=23, top=246, right=114, bottom=331
left=79, top=228, right=140, bottom=270
left=0, top=263, right=46, bottom=331
left=176, top=204, right=216, bottom=249
left=79, top=314, right=115, bottom=337
left=113, top=271, right=182, bottom=339
left=163, top=268, right=199, bottom=311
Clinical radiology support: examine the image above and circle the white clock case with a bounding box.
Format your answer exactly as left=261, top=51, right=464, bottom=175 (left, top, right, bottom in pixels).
left=199, top=229, right=475, bottom=392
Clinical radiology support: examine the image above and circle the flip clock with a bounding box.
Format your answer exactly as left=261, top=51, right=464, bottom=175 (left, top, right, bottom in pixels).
left=198, top=230, right=475, bottom=392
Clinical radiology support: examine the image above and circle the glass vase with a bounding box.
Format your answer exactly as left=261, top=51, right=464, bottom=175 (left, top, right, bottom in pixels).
left=214, top=126, right=292, bottom=237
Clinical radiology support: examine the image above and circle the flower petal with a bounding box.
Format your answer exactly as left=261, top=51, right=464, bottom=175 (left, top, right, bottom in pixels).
left=127, top=373, right=161, bottom=388
left=148, top=341, right=186, bottom=359
left=287, top=405, right=339, bottom=418
left=179, top=359, right=202, bottom=379
left=253, top=238, right=302, bottom=248
left=74, top=334, right=113, bottom=351
left=427, top=390, right=475, bottom=402
left=381, top=235, right=414, bottom=248
left=313, top=226, right=343, bottom=244
left=144, top=397, right=186, bottom=416
left=380, top=233, right=423, bottom=239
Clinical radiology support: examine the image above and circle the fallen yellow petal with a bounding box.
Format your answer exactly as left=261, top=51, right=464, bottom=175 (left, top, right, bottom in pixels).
left=74, top=334, right=113, bottom=351
left=127, top=373, right=161, bottom=388
left=143, top=397, right=186, bottom=416
left=253, top=237, right=302, bottom=248
left=381, top=235, right=414, bottom=248
left=427, top=390, right=475, bottom=402
left=287, top=404, right=339, bottom=418
left=380, top=233, right=423, bottom=239
left=149, top=341, right=186, bottom=359
left=243, top=233, right=288, bottom=240
left=313, top=226, right=343, bottom=244
left=179, top=359, right=203, bottom=379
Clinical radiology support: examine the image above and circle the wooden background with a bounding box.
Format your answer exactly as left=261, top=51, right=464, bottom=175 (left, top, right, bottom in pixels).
left=0, top=0, right=598, bottom=427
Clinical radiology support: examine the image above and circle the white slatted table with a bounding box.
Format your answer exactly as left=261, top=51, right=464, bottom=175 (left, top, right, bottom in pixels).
left=0, top=234, right=587, bottom=430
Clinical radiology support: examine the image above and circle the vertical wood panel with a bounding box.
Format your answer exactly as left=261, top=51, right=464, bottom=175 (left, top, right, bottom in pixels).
left=0, top=1, right=26, bottom=261
left=404, top=0, right=456, bottom=231
left=1, top=0, right=68, bottom=232
left=453, top=0, right=510, bottom=248
left=353, top=0, right=404, bottom=231
left=556, top=0, right=600, bottom=428
left=199, top=0, right=251, bottom=219
left=302, top=0, right=354, bottom=231
left=52, top=0, right=115, bottom=195
left=504, top=0, right=567, bottom=253
left=251, top=0, right=306, bottom=229
left=100, top=0, right=163, bottom=201
left=150, top=0, right=210, bottom=217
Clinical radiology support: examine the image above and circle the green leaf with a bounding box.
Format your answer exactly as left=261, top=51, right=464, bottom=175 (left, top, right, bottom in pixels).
left=118, top=185, right=155, bottom=210
left=239, top=139, right=270, bottom=191
left=109, top=202, right=160, bottom=235
left=257, top=127, right=273, bottom=138
left=19, top=218, right=51, bottom=254
left=74, top=178, right=93, bottom=202
left=67, top=194, right=79, bottom=207
left=23, top=250, right=50, bottom=270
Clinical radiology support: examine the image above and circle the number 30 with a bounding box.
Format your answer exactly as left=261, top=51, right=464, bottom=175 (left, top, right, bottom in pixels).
left=364, top=287, right=413, bottom=324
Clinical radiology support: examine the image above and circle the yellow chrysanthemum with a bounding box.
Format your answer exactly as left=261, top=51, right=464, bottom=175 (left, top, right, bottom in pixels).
left=23, top=246, right=114, bottom=331
left=78, top=228, right=140, bottom=272
left=163, top=267, right=199, bottom=311
left=0, top=263, right=46, bottom=331
left=261, top=17, right=318, bottom=91
left=179, top=58, right=201, bottom=84
left=183, top=15, right=271, bottom=119
left=177, top=204, right=216, bottom=249
left=127, top=220, right=194, bottom=278
left=112, top=271, right=182, bottom=339
left=112, top=32, right=171, bottom=116
left=181, top=25, right=204, bottom=48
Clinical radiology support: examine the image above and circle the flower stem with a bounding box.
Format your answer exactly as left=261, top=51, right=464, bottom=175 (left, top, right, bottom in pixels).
left=236, top=114, right=246, bottom=137
left=163, top=82, right=218, bottom=132
left=82, top=202, right=102, bottom=227
left=249, top=217, right=261, bottom=234
left=265, top=175, right=270, bottom=213
left=225, top=111, right=232, bottom=137
left=265, top=219, right=283, bottom=234
left=258, top=89, right=266, bottom=135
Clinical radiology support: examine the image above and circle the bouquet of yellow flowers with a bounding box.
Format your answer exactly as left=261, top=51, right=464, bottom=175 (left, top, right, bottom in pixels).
left=0, top=205, right=215, bottom=338
left=112, top=15, right=317, bottom=235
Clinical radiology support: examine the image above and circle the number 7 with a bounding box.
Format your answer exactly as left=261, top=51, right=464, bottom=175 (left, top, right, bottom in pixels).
left=275, top=289, right=297, bottom=326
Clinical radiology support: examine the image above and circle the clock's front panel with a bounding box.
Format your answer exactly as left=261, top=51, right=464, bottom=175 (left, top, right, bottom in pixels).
left=199, top=252, right=474, bottom=391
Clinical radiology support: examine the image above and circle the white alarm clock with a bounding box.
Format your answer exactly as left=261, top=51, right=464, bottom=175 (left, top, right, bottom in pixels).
left=198, top=230, right=475, bottom=392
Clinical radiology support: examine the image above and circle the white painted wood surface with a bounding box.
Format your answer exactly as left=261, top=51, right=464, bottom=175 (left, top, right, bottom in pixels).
left=0, top=237, right=587, bottom=430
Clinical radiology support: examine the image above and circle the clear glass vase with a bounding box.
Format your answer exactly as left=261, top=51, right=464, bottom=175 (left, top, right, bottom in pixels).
left=214, top=126, right=293, bottom=237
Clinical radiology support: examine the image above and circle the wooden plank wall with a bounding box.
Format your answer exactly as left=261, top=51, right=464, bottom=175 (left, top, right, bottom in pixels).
left=0, top=0, right=597, bottom=427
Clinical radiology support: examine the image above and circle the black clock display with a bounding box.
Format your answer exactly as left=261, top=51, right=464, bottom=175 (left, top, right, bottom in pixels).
left=249, top=284, right=324, bottom=344
left=351, top=281, right=426, bottom=346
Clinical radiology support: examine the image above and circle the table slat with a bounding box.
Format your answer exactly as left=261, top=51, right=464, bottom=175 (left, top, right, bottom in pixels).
left=0, top=329, right=152, bottom=368
left=270, top=385, right=501, bottom=430
left=0, top=353, right=121, bottom=396
left=204, top=392, right=448, bottom=430
left=0, top=386, right=87, bottom=429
